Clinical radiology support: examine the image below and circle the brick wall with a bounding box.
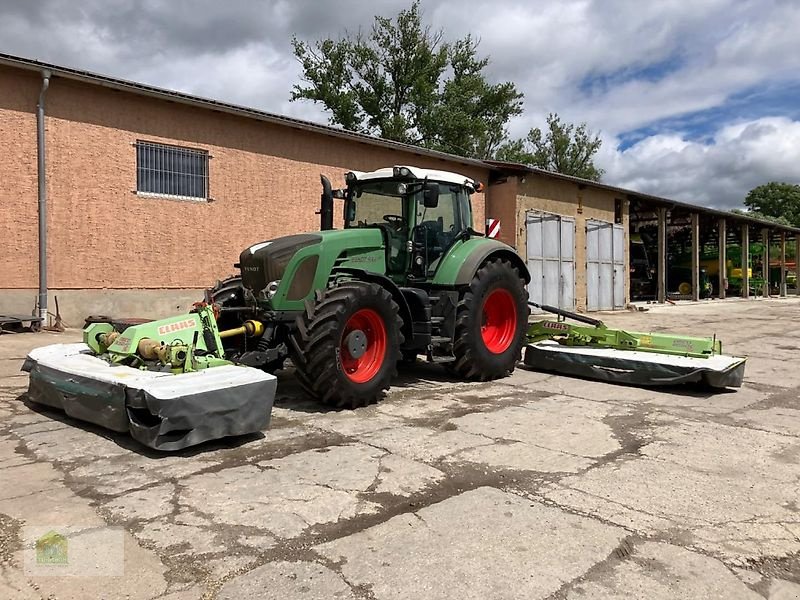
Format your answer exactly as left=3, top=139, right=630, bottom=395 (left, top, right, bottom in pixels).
left=0, top=65, right=488, bottom=293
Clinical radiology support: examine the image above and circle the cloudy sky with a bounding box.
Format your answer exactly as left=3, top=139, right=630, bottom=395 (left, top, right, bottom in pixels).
left=2, top=0, right=799, bottom=209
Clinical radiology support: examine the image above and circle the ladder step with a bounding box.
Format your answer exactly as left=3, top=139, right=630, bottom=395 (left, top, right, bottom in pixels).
left=431, top=336, right=451, bottom=344
left=428, top=355, right=455, bottom=364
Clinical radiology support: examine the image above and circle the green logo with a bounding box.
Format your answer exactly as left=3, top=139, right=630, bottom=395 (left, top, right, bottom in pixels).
left=36, top=531, right=68, bottom=565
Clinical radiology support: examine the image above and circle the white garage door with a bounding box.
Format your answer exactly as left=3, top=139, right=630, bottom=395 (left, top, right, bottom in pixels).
left=526, top=212, right=575, bottom=311
left=586, top=219, right=625, bottom=311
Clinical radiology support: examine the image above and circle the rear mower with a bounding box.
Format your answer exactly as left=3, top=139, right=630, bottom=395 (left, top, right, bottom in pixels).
left=523, top=303, right=746, bottom=388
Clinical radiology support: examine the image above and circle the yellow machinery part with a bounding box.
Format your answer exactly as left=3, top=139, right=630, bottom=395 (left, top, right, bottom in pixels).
left=97, top=331, right=120, bottom=349
left=137, top=339, right=170, bottom=362
left=219, top=320, right=265, bottom=339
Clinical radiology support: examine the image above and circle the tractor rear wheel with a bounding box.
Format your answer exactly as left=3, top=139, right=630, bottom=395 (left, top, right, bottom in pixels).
left=451, top=258, right=528, bottom=380
left=289, top=282, right=403, bottom=408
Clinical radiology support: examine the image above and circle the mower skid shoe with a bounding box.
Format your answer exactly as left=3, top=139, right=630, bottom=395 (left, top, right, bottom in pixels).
left=524, top=341, right=746, bottom=390
left=22, top=343, right=276, bottom=451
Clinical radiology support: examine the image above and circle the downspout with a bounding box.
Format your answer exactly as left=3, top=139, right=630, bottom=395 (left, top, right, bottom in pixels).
left=37, top=70, right=51, bottom=322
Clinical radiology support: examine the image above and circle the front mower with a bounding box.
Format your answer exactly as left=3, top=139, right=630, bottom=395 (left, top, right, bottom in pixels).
left=22, top=305, right=276, bottom=451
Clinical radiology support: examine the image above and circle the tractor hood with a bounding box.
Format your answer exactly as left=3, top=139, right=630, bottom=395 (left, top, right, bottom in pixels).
left=239, top=229, right=386, bottom=296
left=240, top=234, right=322, bottom=293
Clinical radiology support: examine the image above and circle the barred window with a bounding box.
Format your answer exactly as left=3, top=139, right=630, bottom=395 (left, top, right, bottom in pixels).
left=136, top=140, right=209, bottom=200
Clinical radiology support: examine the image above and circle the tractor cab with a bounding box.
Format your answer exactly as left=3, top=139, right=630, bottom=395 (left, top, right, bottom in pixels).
left=341, top=166, right=479, bottom=282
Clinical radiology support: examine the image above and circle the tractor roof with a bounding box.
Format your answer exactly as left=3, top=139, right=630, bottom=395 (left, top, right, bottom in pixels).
left=347, top=166, right=478, bottom=190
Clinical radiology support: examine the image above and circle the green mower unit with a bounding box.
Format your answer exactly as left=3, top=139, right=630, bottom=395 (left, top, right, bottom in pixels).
left=23, top=305, right=276, bottom=451
left=523, top=303, right=746, bottom=388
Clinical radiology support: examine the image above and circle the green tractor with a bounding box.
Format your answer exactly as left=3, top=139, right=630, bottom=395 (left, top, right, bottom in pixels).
left=209, top=166, right=530, bottom=407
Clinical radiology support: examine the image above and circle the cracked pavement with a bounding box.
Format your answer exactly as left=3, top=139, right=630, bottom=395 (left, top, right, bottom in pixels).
left=1, top=299, right=799, bottom=599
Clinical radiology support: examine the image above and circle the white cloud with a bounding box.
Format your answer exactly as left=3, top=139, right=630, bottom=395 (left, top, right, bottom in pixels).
left=600, top=117, right=800, bottom=208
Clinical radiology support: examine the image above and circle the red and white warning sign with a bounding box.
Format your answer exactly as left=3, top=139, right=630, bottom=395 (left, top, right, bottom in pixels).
left=486, top=218, right=501, bottom=238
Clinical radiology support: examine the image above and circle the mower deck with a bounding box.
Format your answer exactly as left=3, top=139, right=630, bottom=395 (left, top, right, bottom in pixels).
left=23, top=343, right=277, bottom=451
left=524, top=340, right=746, bottom=389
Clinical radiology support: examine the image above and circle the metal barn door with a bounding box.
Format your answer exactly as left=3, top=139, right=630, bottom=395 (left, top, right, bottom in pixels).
left=586, top=220, right=625, bottom=311
left=526, top=212, right=575, bottom=311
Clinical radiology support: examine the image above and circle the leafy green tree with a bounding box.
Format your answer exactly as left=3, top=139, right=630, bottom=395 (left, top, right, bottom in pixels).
left=496, top=113, right=604, bottom=181
left=743, top=182, right=800, bottom=227
left=291, top=1, right=523, bottom=158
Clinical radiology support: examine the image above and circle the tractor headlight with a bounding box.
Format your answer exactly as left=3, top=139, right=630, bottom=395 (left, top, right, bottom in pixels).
left=393, top=166, right=412, bottom=178
left=266, top=280, right=281, bottom=299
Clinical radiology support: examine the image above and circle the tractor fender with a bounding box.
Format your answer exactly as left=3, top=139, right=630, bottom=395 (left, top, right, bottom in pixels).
left=330, top=268, right=414, bottom=339
left=452, top=240, right=530, bottom=286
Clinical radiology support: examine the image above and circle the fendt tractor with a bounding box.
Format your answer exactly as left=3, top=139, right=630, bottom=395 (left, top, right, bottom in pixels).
left=208, top=165, right=530, bottom=407
left=23, top=165, right=745, bottom=451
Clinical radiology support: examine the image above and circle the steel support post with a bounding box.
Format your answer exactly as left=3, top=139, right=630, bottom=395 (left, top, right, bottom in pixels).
left=780, top=231, right=787, bottom=297
left=691, top=212, right=700, bottom=301
left=657, top=207, right=667, bottom=303
left=718, top=218, right=727, bottom=299
left=741, top=226, right=749, bottom=298
left=762, top=228, right=770, bottom=298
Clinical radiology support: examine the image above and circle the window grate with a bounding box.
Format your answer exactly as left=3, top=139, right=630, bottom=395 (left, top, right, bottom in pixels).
left=135, top=140, right=209, bottom=200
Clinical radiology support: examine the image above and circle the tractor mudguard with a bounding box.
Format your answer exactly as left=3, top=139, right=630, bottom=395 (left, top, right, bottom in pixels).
left=431, top=237, right=530, bottom=286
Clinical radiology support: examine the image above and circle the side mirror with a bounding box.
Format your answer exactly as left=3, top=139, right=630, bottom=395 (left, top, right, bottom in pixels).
left=423, top=182, right=439, bottom=208
left=346, top=200, right=356, bottom=223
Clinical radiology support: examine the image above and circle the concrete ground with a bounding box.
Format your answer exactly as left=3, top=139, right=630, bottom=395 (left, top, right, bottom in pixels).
left=1, top=298, right=799, bottom=600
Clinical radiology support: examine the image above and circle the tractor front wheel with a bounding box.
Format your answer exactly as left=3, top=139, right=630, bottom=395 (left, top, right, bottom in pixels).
left=451, top=258, right=528, bottom=380
left=289, top=282, right=403, bottom=408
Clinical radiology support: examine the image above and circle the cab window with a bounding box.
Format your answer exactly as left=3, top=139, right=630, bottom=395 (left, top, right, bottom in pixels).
left=347, top=181, right=405, bottom=227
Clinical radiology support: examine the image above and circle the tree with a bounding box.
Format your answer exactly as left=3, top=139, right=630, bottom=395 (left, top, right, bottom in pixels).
left=495, top=113, right=604, bottom=181
left=743, top=182, right=800, bottom=227
left=291, top=2, right=523, bottom=158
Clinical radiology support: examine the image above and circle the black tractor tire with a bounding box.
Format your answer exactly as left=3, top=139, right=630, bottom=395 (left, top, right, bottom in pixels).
left=208, top=276, right=246, bottom=332
left=289, top=282, right=403, bottom=408
left=451, top=258, right=529, bottom=380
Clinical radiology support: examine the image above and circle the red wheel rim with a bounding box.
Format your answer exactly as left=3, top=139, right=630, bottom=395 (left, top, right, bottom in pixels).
left=481, top=289, right=517, bottom=354
left=340, top=308, right=388, bottom=383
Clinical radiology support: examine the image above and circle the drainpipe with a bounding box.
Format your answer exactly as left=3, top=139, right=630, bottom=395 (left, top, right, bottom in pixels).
left=37, top=70, right=51, bottom=322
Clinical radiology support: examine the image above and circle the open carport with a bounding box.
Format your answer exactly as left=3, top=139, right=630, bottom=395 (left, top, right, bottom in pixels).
left=629, top=193, right=800, bottom=302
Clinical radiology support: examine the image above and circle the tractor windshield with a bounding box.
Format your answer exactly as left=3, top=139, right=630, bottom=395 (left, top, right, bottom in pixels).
left=347, top=181, right=407, bottom=227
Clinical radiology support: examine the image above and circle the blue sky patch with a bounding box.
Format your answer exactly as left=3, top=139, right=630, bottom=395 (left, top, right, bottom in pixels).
left=616, top=78, right=800, bottom=150
left=578, top=54, right=685, bottom=97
